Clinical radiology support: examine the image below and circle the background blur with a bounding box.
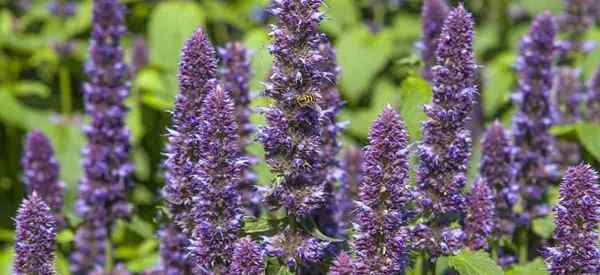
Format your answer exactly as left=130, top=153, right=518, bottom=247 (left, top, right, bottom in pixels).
left=0, top=0, right=599, bottom=273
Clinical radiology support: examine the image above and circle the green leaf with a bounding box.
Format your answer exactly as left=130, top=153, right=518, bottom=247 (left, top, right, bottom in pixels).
left=301, top=217, right=344, bottom=243
left=448, top=249, right=504, bottom=275
left=148, top=1, right=204, bottom=73
left=243, top=215, right=273, bottom=234
left=481, top=53, right=516, bottom=118
left=243, top=29, right=273, bottom=92
left=56, top=229, right=74, bottom=244
left=550, top=123, right=578, bottom=137
left=340, top=81, right=399, bottom=139
left=277, top=266, right=294, bottom=275
left=506, top=258, right=548, bottom=275
left=336, top=27, right=394, bottom=104
left=576, top=122, right=600, bottom=161
left=397, top=76, right=432, bottom=141
left=0, top=229, right=14, bottom=242
left=532, top=214, right=555, bottom=239
left=126, top=253, right=160, bottom=272
left=8, top=81, right=51, bottom=97
left=515, top=0, right=562, bottom=14
left=321, top=0, right=359, bottom=35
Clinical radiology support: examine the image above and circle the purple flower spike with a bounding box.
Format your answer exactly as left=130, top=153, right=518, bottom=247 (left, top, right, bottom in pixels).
left=257, top=0, right=331, bottom=218
left=328, top=252, right=354, bottom=275
left=544, top=164, right=600, bottom=274
left=266, top=229, right=330, bottom=271
left=480, top=121, right=518, bottom=236
left=71, top=215, right=108, bottom=275
left=228, top=237, right=265, bottom=275
left=557, top=0, right=597, bottom=59
left=131, top=37, right=148, bottom=74
left=74, top=0, right=132, bottom=272
left=77, top=0, right=132, bottom=224
left=163, top=27, right=217, bottom=234
left=419, top=0, right=450, bottom=81
left=190, top=85, right=247, bottom=272
left=328, top=147, right=362, bottom=237
left=465, top=177, right=495, bottom=251
left=354, top=106, right=412, bottom=274
left=415, top=4, right=477, bottom=257
left=14, top=192, right=56, bottom=275
left=21, top=129, right=65, bottom=227
left=219, top=42, right=259, bottom=216
left=157, top=225, right=193, bottom=274
left=553, top=68, right=583, bottom=124
left=588, top=65, right=600, bottom=122
left=511, top=12, right=558, bottom=226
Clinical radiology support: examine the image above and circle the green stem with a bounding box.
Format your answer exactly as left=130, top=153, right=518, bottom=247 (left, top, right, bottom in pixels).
left=430, top=258, right=437, bottom=275
left=59, top=66, right=72, bottom=116
left=491, top=240, right=499, bottom=261
left=518, top=229, right=528, bottom=264
left=415, top=253, right=424, bottom=275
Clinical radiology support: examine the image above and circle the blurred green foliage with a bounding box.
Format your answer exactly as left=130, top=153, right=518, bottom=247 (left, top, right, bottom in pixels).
left=0, top=0, right=599, bottom=273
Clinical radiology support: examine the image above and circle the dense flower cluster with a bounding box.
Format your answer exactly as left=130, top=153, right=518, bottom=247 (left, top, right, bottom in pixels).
left=330, top=147, right=362, bottom=237
left=189, top=85, right=248, bottom=272
left=464, top=177, right=495, bottom=250
left=73, top=0, right=132, bottom=272
left=511, top=12, right=558, bottom=225
left=257, top=0, right=330, bottom=218
left=588, top=65, right=600, bottom=122
left=266, top=229, right=330, bottom=270
left=354, top=106, right=413, bottom=274
left=71, top=215, right=108, bottom=275
left=163, top=27, right=217, bottom=234
left=328, top=252, right=355, bottom=275
left=419, top=0, right=449, bottom=81
left=544, top=164, right=600, bottom=274
left=557, top=0, right=597, bottom=59
left=219, top=42, right=259, bottom=216
left=21, top=129, right=65, bottom=226
left=553, top=68, right=583, bottom=124
left=229, top=237, right=265, bottom=275
left=131, top=37, right=148, bottom=74
left=480, top=121, right=517, bottom=236
left=155, top=225, right=193, bottom=274
left=415, top=4, right=477, bottom=257
left=315, top=40, right=344, bottom=237
left=13, top=192, right=56, bottom=275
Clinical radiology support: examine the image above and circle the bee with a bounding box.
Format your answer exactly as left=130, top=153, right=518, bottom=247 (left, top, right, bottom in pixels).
left=295, top=93, right=318, bottom=108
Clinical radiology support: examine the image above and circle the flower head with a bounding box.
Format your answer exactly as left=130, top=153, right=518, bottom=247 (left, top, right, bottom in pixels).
left=163, top=27, right=217, bottom=234
left=480, top=121, right=518, bottom=235
left=14, top=192, right=56, bottom=275
left=544, top=164, right=600, bottom=274
left=77, top=0, right=132, bottom=223
left=228, top=237, right=265, bottom=275
left=131, top=37, right=148, bottom=74
left=70, top=215, right=108, bottom=274
left=415, top=4, right=477, bottom=257
left=219, top=42, right=260, bottom=216
left=21, top=129, right=65, bottom=226
left=588, top=64, right=600, bottom=122
left=189, top=85, right=248, bottom=272
left=157, top=225, right=193, bottom=274
left=419, top=0, right=450, bottom=81
left=257, top=0, right=330, bottom=218
left=465, top=177, right=495, bottom=250
left=354, top=106, right=413, bottom=273
left=328, top=252, right=354, bottom=275
left=511, top=12, right=558, bottom=225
